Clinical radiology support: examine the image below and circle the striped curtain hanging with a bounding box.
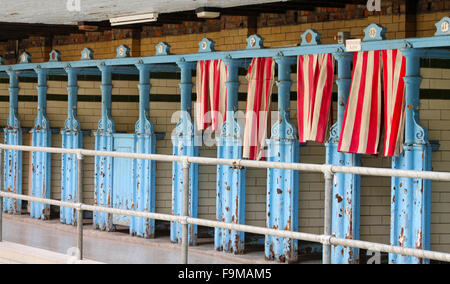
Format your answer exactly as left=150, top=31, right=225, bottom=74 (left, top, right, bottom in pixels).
left=382, top=49, right=407, bottom=157
left=297, top=53, right=335, bottom=143
left=338, top=51, right=382, bottom=155
left=243, top=57, right=276, bottom=161
left=195, top=60, right=228, bottom=132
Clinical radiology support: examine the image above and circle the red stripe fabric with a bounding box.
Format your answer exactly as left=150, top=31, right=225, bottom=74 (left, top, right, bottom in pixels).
left=243, top=57, right=276, bottom=161
left=338, top=51, right=382, bottom=155
left=196, top=60, right=227, bottom=132
left=339, top=50, right=406, bottom=156
left=382, top=49, right=407, bottom=157
left=297, top=53, right=335, bottom=143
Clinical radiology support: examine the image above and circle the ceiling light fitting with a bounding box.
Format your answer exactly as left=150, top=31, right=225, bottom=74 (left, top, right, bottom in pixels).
left=109, top=13, right=159, bottom=26
left=196, top=7, right=221, bottom=19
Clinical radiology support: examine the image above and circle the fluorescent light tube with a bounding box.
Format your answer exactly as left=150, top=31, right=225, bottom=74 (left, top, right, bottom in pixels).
left=110, top=13, right=159, bottom=26
left=196, top=7, right=221, bottom=19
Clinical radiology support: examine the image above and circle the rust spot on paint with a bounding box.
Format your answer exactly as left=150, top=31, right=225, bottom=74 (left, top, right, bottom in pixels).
left=345, top=207, right=353, bottom=240
left=277, top=188, right=283, bottom=194
left=399, top=227, right=406, bottom=247
left=415, top=231, right=423, bottom=250
left=265, top=243, right=275, bottom=261
left=335, top=194, right=343, bottom=203
left=284, top=218, right=291, bottom=231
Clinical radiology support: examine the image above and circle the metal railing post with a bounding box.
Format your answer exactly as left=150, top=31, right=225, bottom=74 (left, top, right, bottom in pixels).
left=0, top=149, right=3, bottom=242
left=76, top=153, right=84, bottom=261
left=323, top=169, right=334, bottom=264
left=181, top=159, right=190, bottom=264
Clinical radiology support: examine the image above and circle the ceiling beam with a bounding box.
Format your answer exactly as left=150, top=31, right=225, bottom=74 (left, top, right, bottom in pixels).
left=0, top=22, right=79, bottom=41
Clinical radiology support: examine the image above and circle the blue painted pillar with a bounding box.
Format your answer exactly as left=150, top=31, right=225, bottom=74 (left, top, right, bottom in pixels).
left=3, top=70, right=22, bottom=214
left=130, top=64, right=156, bottom=238
left=94, top=64, right=115, bottom=231
left=171, top=61, right=199, bottom=245
left=326, top=51, right=361, bottom=264
left=60, top=67, right=82, bottom=225
left=390, top=48, right=432, bottom=264
left=31, top=67, right=51, bottom=220
left=266, top=56, right=299, bottom=263
left=216, top=58, right=246, bottom=254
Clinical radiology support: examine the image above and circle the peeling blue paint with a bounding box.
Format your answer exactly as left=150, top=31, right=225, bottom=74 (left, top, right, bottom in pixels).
left=215, top=59, right=246, bottom=254
left=172, top=61, right=199, bottom=245
left=390, top=48, right=432, bottom=264
left=31, top=68, right=51, bottom=220
left=130, top=64, right=156, bottom=239
left=3, top=70, right=22, bottom=215
left=266, top=56, right=299, bottom=263
left=60, top=67, right=82, bottom=225
left=326, top=51, right=361, bottom=264
left=94, top=64, right=115, bottom=231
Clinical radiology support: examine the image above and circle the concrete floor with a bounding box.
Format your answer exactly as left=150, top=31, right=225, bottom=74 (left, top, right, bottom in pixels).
left=1, top=214, right=274, bottom=264
left=0, top=241, right=101, bottom=264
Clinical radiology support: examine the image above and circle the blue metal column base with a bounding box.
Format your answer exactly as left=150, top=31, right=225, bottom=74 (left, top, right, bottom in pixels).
left=94, top=133, right=114, bottom=231
left=31, top=130, right=51, bottom=220
left=216, top=119, right=246, bottom=254
left=60, top=131, right=82, bottom=224
left=30, top=68, right=51, bottom=220
left=94, top=65, right=115, bottom=231
left=3, top=129, right=22, bottom=214
left=171, top=61, right=199, bottom=245
left=172, top=125, right=198, bottom=245
left=61, top=68, right=82, bottom=225
left=391, top=145, right=432, bottom=264
left=326, top=138, right=361, bottom=264
left=266, top=126, right=299, bottom=263
left=3, top=70, right=22, bottom=214
left=131, top=134, right=156, bottom=238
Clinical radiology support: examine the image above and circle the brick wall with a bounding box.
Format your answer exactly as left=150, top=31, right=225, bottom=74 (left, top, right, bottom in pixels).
left=1, top=1, right=448, bottom=62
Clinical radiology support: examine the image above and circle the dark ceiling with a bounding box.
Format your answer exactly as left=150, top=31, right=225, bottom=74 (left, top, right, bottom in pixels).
left=0, top=0, right=368, bottom=42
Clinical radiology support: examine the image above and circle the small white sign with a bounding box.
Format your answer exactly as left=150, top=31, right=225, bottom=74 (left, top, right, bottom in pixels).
left=346, top=39, right=362, bottom=52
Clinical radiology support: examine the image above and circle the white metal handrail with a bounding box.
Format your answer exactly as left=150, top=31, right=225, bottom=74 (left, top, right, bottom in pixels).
left=1, top=144, right=449, bottom=181
left=0, top=143, right=449, bottom=264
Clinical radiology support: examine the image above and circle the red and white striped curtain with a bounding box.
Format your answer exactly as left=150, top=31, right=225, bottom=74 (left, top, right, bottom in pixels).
left=382, top=49, right=406, bottom=157
left=338, top=50, right=407, bottom=157
left=297, top=54, right=335, bottom=143
left=196, top=60, right=228, bottom=131
left=338, top=51, right=382, bottom=155
left=243, top=57, right=276, bottom=161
